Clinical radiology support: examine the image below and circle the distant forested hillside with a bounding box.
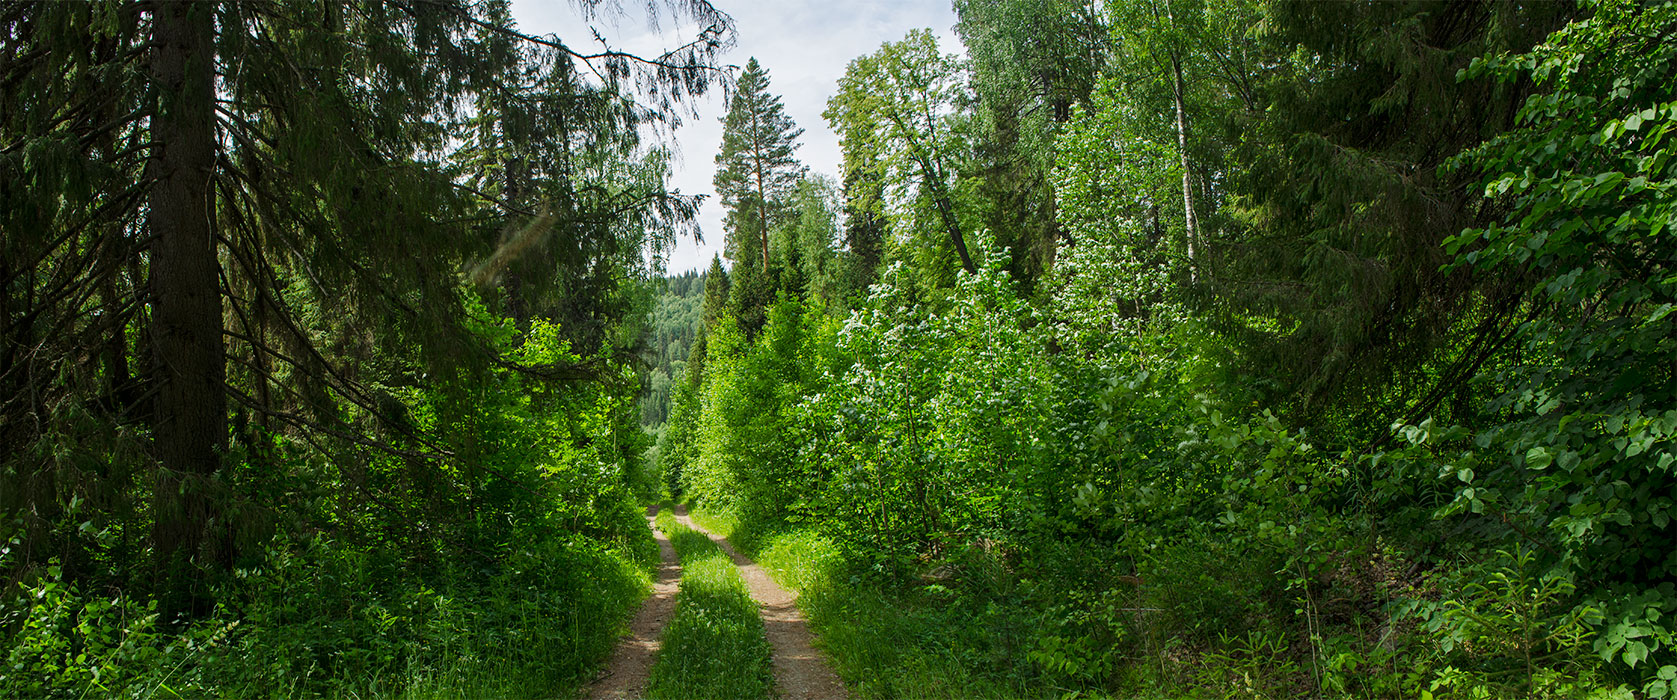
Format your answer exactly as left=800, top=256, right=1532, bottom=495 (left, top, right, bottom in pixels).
left=640, top=268, right=706, bottom=426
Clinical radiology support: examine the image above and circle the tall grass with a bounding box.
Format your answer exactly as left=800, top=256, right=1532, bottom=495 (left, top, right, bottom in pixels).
left=645, top=510, right=773, bottom=700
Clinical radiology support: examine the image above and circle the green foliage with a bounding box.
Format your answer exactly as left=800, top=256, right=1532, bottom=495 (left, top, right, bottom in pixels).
left=775, top=175, right=851, bottom=304
left=1414, top=548, right=1609, bottom=697
left=826, top=29, right=978, bottom=281
left=1195, top=629, right=1299, bottom=700
left=714, top=57, right=811, bottom=336
left=2, top=302, right=660, bottom=697
left=798, top=238, right=1058, bottom=569
left=11, top=0, right=1676, bottom=697
left=716, top=58, right=807, bottom=271
left=1213, top=0, right=1571, bottom=412
left=1424, top=0, right=1677, bottom=689
left=1, top=562, right=199, bottom=699
left=1, top=530, right=650, bottom=698
left=840, top=166, right=890, bottom=295
left=955, top=0, right=1108, bottom=292
left=683, top=296, right=837, bottom=525
left=658, top=3, right=1675, bottom=698
left=1055, top=74, right=1193, bottom=343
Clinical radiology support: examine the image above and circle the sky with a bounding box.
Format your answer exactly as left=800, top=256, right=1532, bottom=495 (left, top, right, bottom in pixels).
left=509, top=0, right=962, bottom=273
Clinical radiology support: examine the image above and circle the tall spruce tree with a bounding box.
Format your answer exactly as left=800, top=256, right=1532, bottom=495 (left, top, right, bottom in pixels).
left=1218, top=0, right=1574, bottom=418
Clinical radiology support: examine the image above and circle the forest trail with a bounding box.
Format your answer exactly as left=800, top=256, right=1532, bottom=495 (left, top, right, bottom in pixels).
left=672, top=505, right=848, bottom=700
left=586, top=505, right=682, bottom=699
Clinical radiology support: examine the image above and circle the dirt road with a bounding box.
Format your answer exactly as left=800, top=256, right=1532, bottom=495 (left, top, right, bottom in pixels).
left=585, top=505, right=682, bottom=699
left=673, top=505, right=847, bottom=700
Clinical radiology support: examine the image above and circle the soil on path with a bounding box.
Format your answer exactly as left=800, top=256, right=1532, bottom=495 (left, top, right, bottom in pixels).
left=673, top=505, right=849, bottom=700
left=585, top=504, right=681, bottom=700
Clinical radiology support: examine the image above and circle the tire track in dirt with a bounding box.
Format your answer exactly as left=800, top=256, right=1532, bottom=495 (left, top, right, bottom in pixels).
left=586, top=504, right=681, bottom=699
left=673, top=504, right=848, bottom=700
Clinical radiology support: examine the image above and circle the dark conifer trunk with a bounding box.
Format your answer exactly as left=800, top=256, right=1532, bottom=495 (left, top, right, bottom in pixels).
left=750, top=103, right=772, bottom=271
left=147, top=0, right=225, bottom=617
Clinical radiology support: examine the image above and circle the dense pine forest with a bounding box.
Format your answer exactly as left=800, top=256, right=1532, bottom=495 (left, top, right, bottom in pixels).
left=2, top=0, right=1675, bottom=698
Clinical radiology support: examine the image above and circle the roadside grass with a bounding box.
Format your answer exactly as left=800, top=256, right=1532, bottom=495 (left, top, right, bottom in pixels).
left=645, top=509, right=773, bottom=700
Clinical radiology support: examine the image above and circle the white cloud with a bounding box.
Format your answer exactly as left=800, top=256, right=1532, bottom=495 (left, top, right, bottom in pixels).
left=510, top=0, right=961, bottom=273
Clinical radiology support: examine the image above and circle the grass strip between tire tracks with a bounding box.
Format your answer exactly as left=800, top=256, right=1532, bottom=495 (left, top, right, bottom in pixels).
left=645, top=508, right=773, bottom=700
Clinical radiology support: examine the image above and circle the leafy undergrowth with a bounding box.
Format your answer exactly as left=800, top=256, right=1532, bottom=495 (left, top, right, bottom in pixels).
left=645, top=509, right=773, bottom=700
left=1, top=529, right=654, bottom=699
